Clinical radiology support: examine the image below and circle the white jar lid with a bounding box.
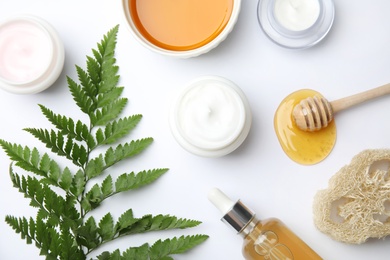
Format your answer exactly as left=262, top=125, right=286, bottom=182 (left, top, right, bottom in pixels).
left=0, top=15, right=65, bottom=94
left=169, top=76, right=252, bottom=157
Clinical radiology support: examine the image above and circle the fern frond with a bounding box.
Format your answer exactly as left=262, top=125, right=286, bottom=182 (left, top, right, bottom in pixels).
left=82, top=169, right=167, bottom=213
left=59, top=224, right=84, bottom=260
left=99, top=63, right=119, bottom=95
left=114, top=169, right=168, bottom=193
left=95, top=86, right=123, bottom=109
left=104, top=138, right=154, bottom=167
left=24, top=128, right=88, bottom=167
left=70, top=169, right=86, bottom=197
left=35, top=217, right=64, bottom=259
left=39, top=104, right=93, bottom=145
left=1, top=25, right=208, bottom=259
left=68, top=76, right=96, bottom=115
left=150, top=235, right=209, bottom=259
left=96, top=235, right=209, bottom=260
left=90, top=98, right=128, bottom=126
left=0, top=140, right=47, bottom=177
left=97, top=244, right=149, bottom=260
left=96, top=115, right=142, bottom=145
left=5, top=216, right=35, bottom=245
left=77, top=64, right=98, bottom=99
left=76, top=216, right=99, bottom=250
left=98, top=213, right=115, bottom=241
left=86, top=55, right=101, bottom=87
left=5, top=214, right=82, bottom=260
left=84, top=138, right=154, bottom=180
left=118, top=214, right=201, bottom=236
left=1, top=141, right=76, bottom=192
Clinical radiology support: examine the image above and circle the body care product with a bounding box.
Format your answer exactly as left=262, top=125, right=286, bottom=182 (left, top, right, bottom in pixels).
left=0, top=15, right=65, bottom=94
left=169, top=76, right=252, bottom=157
left=121, top=0, right=241, bottom=58
left=257, top=0, right=335, bottom=49
left=208, top=188, right=322, bottom=259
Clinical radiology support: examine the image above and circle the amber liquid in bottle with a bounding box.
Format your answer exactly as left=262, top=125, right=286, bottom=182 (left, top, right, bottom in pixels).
left=208, top=188, right=323, bottom=260
left=242, top=218, right=322, bottom=260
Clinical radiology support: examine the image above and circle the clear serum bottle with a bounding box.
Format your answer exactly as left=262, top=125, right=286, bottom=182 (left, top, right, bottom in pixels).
left=208, top=188, right=322, bottom=260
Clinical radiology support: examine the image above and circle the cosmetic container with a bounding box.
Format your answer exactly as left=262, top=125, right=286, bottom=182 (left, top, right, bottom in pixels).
left=0, top=15, right=65, bottom=94
left=257, top=0, right=335, bottom=49
left=208, top=188, right=323, bottom=259
left=121, top=0, right=241, bottom=58
left=169, top=76, right=252, bottom=157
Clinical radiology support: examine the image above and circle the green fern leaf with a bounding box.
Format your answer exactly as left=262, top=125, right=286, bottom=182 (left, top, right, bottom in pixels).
left=121, top=244, right=149, bottom=260
left=91, top=98, right=128, bottom=126
left=115, top=209, right=136, bottom=231
left=84, top=183, right=103, bottom=211
left=5, top=216, right=34, bottom=244
left=101, top=175, right=113, bottom=198
left=96, top=86, right=123, bottom=108
left=84, top=155, right=105, bottom=180
left=1, top=25, right=207, bottom=259
left=76, top=64, right=98, bottom=99
left=70, top=169, right=85, bottom=197
left=59, top=167, right=73, bottom=191
left=104, top=138, right=154, bottom=167
left=68, top=76, right=96, bottom=115
left=98, top=213, right=115, bottom=241
left=115, top=168, right=168, bottom=193
left=86, top=55, right=101, bottom=87
left=60, top=225, right=84, bottom=260
left=0, top=141, right=47, bottom=177
left=39, top=104, right=92, bottom=143
left=76, top=216, right=99, bottom=250
left=150, top=235, right=209, bottom=259
left=24, top=128, right=88, bottom=167
left=101, top=115, right=142, bottom=145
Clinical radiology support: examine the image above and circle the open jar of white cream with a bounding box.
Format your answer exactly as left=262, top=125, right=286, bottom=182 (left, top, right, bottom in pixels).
left=169, top=76, right=252, bottom=157
left=257, top=0, right=335, bottom=49
left=0, top=15, right=65, bottom=94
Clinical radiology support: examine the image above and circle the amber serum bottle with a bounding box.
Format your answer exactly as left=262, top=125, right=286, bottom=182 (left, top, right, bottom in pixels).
left=208, top=188, right=322, bottom=260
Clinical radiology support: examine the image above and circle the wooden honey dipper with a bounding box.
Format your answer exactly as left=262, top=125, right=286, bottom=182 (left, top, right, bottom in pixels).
left=293, top=83, right=390, bottom=132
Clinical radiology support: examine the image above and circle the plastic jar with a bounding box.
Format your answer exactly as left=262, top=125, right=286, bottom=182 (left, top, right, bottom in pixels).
left=257, top=0, right=335, bottom=49
left=169, top=76, right=252, bottom=157
left=121, top=0, right=241, bottom=58
left=0, top=15, right=65, bottom=94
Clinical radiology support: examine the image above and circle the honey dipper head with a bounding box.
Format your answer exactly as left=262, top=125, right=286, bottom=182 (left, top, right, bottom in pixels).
left=292, top=96, right=334, bottom=132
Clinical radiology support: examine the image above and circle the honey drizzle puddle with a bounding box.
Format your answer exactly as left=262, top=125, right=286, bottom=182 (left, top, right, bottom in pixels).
left=129, top=0, right=234, bottom=51
left=274, top=89, right=337, bottom=165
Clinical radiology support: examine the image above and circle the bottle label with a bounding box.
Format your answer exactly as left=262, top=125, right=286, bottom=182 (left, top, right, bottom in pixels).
left=254, top=230, right=294, bottom=260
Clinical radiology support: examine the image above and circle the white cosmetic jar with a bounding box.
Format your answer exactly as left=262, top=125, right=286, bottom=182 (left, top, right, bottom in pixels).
left=121, top=0, right=241, bottom=58
left=169, top=76, right=252, bottom=157
left=257, top=0, right=335, bottom=49
left=0, top=15, right=65, bottom=94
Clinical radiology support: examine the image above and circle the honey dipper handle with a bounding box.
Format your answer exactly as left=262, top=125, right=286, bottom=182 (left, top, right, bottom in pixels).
left=330, top=83, right=390, bottom=113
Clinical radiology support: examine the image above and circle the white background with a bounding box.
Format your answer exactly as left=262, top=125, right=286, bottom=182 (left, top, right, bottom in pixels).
left=1, top=0, right=390, bottom=259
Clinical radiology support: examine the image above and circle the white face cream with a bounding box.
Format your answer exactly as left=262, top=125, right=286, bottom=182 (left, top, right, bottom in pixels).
left=257, top=0, right=335, bottom=49
left=0, top=15, right=65, bottom=94
left=274, top=0, right=320, bottom=31
left=0, top=20, right=53, bottom=83
left=170, top=76, right=252, bottom=157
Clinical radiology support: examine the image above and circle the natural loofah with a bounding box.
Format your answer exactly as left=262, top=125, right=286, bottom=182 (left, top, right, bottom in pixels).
left=313, top=149, right=390, bottom=244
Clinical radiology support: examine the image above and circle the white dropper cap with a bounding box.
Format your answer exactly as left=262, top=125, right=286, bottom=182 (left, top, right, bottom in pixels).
left=208, top=188, right=255, bottom=234
left=208, top=188, right=235, bottom=215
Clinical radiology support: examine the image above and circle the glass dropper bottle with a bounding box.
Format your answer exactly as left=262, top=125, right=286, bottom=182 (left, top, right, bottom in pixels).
left=208, top=188, right=323, bottom=260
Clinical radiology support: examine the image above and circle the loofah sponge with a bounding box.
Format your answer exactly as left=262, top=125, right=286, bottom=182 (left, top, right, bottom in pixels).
left=313, top=149, right=390, bottom=244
